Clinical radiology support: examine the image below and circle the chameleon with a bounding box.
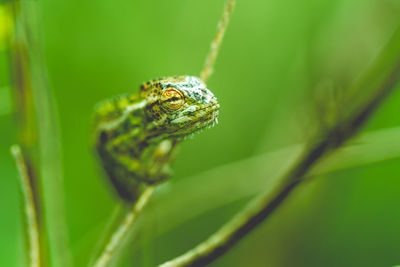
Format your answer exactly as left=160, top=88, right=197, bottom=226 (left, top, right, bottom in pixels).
left=93, top=76, right=219, bottom=202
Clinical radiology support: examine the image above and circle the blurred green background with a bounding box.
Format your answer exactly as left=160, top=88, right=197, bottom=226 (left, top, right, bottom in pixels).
left=1, top=0, right=400, bottom=266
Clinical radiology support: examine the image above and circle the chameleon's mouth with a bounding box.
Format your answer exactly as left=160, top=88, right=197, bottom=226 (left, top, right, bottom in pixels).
left=166, top=102, right=219, bottom=138
left=144, top=101, right=219, bottom=143
left=187, top=103, right=219, bottom=133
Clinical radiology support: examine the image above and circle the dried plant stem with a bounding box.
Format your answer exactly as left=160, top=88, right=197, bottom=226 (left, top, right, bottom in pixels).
left=11, top=145, right=40, bottom=267
left=92, top=187, right=154, bottom=267
left=159, top=30, right=400, bottom=267
left=200, top=0, right=235, bottom=83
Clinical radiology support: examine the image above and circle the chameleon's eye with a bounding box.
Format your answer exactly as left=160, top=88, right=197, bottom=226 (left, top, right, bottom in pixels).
left=160, top=88, right=185, bottom=112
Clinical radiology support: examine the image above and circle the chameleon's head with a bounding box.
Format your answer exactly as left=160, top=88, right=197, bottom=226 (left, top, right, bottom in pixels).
left=141, top=76, right=219, bottom=139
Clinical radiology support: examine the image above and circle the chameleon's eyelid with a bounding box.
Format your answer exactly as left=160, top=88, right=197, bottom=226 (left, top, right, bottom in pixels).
left=159, top=88, right=186, bottom=112
left=161, top=88, right=184, bottom=99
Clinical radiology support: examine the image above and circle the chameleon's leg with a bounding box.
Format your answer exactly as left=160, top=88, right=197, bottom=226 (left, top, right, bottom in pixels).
left=144, top=139, right=179, bottom=184
left=104, top=134, right=172, bottom=182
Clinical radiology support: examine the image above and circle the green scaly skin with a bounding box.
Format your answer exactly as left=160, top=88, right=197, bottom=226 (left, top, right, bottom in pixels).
left=93, top=76, right=219, bottom=202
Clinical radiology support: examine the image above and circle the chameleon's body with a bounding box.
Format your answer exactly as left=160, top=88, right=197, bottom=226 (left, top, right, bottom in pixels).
left=93, top=76, right=219, bottom=202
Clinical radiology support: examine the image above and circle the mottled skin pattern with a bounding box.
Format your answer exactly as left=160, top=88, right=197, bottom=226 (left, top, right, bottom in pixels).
left=93, top=76, right=219, bottom=202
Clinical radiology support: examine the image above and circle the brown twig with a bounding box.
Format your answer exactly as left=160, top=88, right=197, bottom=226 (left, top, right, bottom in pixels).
left=159, top=27, right=400, bottom=267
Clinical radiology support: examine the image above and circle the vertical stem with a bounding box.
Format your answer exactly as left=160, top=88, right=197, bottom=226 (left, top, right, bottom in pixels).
left=8, top=1, right=72, bottom=266
left=11, top=145, right=40, bottom=267
left=7, top=1, right=47, bottom=265
left=200, top=0, right=235, bottom=83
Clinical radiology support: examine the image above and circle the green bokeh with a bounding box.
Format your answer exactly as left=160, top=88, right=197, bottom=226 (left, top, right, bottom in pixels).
left=1, top=0, right=400, bottom=266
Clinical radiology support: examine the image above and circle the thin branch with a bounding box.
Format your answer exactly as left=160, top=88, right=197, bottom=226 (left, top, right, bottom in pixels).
left=159, top=30, right=400, bottom=267
left=158, top=141, right=327, bottom=267
left=11, top=145, right=40, bottom=267
left=200, top=0, right=235, bottom=83
left=92, top=187, right=154, bottom=267
left=88, top=204, right=124, bottom=266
